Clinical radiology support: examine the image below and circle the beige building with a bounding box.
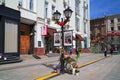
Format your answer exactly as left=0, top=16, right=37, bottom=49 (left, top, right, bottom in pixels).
left=90, top=14, right=120, bottom=52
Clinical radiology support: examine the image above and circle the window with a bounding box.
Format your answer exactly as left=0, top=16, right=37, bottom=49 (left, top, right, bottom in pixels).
left=75, top=0, right=80, bottom=15
left=75, top=17, right=80, bottom=31
left=5, top=19, right=18, bottom=53
left=118, top=18, right=120, bottom=22
left=53, top=0, right=56, bottom=2
left=84, top=22, right=87, bottom=33
left=29, top=0, right=33, bottom=10
left=111, top=27, right=114, bottom=31
left=18, top=0, right=22, bottom=6
left=83, top=7, right=87, bottom=18
left=52, top=5, right=55, bottom=15
left=118, top=26, right=120, bottom=30
left=111, top=20, right=114, bottom=23
left=45, top=2, right=48, bottom=18
left=84, top=37, right=87, bottom=49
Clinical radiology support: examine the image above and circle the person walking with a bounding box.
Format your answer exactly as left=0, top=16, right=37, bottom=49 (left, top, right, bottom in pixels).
left=104, top=46, right=107, bottom=57
left=110, top=47, right=114, bottom=56
left=76, top=47, right=78, bottom=55
left=69, top=47, right=72, bottom=55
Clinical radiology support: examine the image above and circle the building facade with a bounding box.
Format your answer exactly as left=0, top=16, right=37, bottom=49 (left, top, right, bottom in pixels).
left=91, top=14, right=120, bottom=52
left=0, top=1, right=21, bottom=64
left=90, top=17, right=106, bottom=40
left=1, top=0, right=90, bottom=56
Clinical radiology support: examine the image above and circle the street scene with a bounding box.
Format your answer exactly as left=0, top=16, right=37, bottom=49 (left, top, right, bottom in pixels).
left=0, top=0, right=120, bottom=80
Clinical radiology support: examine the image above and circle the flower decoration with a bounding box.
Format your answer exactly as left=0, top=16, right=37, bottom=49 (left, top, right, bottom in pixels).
left=59, top=22, right=65, bottom=26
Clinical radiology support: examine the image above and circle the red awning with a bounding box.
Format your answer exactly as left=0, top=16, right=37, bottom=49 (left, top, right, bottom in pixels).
left=91, top=39, right=99, bottom=43
left=76, top=34, right=84, bottom=41
left=48, top=28, right=57, bottom=37
left=116, top=33, right=120, bottom=36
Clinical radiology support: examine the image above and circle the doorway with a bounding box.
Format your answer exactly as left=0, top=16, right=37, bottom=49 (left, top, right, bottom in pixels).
left=20, top=23, right=34, bottom=54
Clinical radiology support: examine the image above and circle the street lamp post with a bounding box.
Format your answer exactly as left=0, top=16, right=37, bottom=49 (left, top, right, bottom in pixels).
left=53, top=7, right=73, bottom=73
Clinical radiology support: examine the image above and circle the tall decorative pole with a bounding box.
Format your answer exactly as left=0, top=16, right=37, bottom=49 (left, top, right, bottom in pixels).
left=53, top=7, right=73, bottom=73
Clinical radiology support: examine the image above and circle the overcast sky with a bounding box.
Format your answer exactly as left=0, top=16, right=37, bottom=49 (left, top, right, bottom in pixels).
left=90, top=0, right=120, bottom=19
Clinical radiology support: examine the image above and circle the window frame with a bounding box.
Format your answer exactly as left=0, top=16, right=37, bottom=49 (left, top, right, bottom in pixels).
left=29, top=0, right=33, bottom=11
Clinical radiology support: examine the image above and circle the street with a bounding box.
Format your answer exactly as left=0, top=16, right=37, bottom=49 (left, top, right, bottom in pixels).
left=0, top=54, right=120, bottom=80
left=49, top=55, right=120, bottom=80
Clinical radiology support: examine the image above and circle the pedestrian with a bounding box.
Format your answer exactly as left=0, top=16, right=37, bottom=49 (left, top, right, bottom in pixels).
left=69, top=47, right=72, bottom=55
left=110, top=47, right=114, bottom=56
left=104, top=46, right=107, bottom=57
left=45, top=50, right=48, bottom=55
left=76, top=47, right=78, bottom=55
left=76, top=47, right=81, bottom=59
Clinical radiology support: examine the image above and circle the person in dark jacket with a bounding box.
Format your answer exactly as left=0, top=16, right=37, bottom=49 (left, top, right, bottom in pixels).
left=104, top=46, right=107, bottom=57
left=110, top=47, right=114, bottom=56
left=69, top=47, right=72, bottom=55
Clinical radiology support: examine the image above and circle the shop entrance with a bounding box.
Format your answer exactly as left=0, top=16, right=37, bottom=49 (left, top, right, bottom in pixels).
left=20, top=23, right=34, bottom=54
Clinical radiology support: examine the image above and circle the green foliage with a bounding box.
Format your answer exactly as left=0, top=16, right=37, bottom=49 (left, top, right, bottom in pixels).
left=67, top=67, right=72, bottom=74
left=64, top=56, right=76, bottom=63
left=72, top=62, right=77, bottom=68
left=76, top=52, right=80, bottom=59
left=75, top=70, right=80, bottom=73
left=64, top=56, right=78, bottom=74
left=91, top=43, right=100, bottom=53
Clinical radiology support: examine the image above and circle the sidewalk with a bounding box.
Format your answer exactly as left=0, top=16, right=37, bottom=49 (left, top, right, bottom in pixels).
left=0, top=54, right=58, bottom=71
left=0, top=53, right=103, bottom=71
left=0, top=53, right=107, bottom=80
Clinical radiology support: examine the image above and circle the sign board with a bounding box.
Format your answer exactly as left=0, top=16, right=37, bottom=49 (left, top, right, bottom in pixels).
left=41, top=25, right=48, bottom=36
left=64, top=30, right=73, bottom=46
left=54, top=32, right=61, bottom=46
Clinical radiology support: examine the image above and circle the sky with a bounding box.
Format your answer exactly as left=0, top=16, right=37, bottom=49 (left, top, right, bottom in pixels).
left=90, top=0, right=120, bottom=19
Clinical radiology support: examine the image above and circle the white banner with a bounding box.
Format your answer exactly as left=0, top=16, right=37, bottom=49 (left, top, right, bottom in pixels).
left=64, top=30, right=73, bottom=46
left=54, top=32, right=61, bottom=46
left=41, top=25, right=48, bottom=36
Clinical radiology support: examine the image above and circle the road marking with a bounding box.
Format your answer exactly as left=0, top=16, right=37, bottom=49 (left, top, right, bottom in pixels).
left=79, top=56, right=105, bottom=68
left=35, top=56, right=109, bottom=80
left=35, top=73, right=59, bottom=80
